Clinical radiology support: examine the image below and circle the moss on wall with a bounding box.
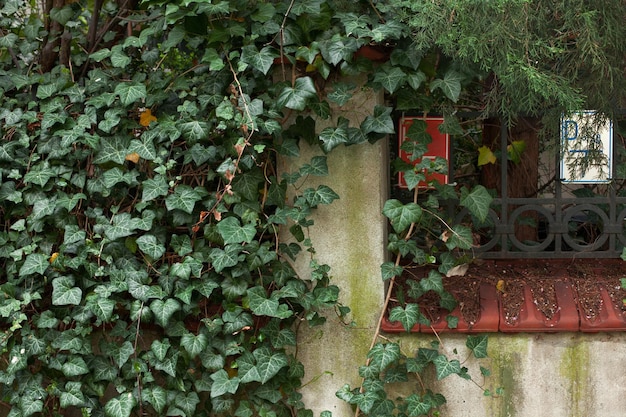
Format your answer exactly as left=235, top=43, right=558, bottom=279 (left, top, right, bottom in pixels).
left=559, top=337, right=591, bottom=417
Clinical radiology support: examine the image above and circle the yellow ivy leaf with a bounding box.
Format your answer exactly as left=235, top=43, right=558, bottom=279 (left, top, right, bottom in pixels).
left=125, top=152, right=140, bottom=163
left=49, top=252, right=59, bottom=263
left=507, top=140, right=527, bottom=164
left=477, top=146, right=497, bottom=166
left=139, top=109, right=157, bottom=127
left=496, top=279, right=506, bottom=293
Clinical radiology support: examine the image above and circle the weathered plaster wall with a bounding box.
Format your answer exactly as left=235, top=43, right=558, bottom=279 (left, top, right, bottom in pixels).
left=283, top=80, right=626, bottom=417
left=279, top=81, right=388, bottom=416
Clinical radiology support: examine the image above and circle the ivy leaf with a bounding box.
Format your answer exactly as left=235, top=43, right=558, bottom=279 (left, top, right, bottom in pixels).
left=165, top=185, right=202, bottom=214
left=210, top=244, right=242, bottom=273
left=477, top=145, right=497, bottom=166
left=105, top=393, right=137, bottom=417
left=181, top=121, right=210, bottom=142
left=52, top=277, right=83, bottom=306
left=433, top=355, right=461, bottom=380
left=136, top=234, right=166, bottom=259
left=253, top=346, right=288, bottom=384
left=373, top=66, right=406, bottom=93
left=110, top=45, right=131, bottom=68
left=150, top=299, right=181, bottom=327
left=181, top=332, right=208, bottom=358
left=277, top=77, right=317, bottom=110
left=380, top=262, right=403, bottom=280
left=466, top=335, right=489, bottom=358
left=114, top=82, right=147, bottom=106
left=299, top=155, right=329, bottom=176
left=142, top=176, right=169, bottom=202
left=87, top=295, right=116, bottom=323
left=406, top=394, right=432, bottom=417
left=110, top=341, right=135, bottom=368
left=389, top=304, right=421, bottom=331
left=18, top=253, right=49, bottom=276
left=105, top=213, right=136, bottom=240
left=420, top=270, right=444, bottom=294
left=142, top=387, right=167, bottom=414
left=319, top=126, right=349, bottom=152
left=460, top=185, right=493, bottom=223
left=430, top=70, right=463, bottom=102
left=217, top=216, right=257, bottom=244
left=60, top=381, right=85, bottom=408
left=445, top=224, right=474, bottom=250
left=128, top=138, right=157, bottom=161
left=23, top=163, right=55, bottom=186
left=62, top=356, right=89, bottom=377
left=210, top=369, right=240, bottom=398
left=94, top=136, right=129, bottom=165
left=303, top=185, right=340, bottom=206
left=361, top=106, right=395, bottom=134
left=241, top=45, right=276, bottom=75
left=367, top=342, right=401, bottom=370
left=151, top=339, right=171, bottom=362
left=383, top=199, right=422, bottom=233
left=247, top=287, right=292, bottom=318
left=175, top=392, right=200, bottom=417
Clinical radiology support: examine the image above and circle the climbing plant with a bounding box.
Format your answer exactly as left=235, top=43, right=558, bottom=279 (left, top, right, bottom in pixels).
left=3, top=0, right=623, bottom=416
left=0, top=1, right=392, bottom=416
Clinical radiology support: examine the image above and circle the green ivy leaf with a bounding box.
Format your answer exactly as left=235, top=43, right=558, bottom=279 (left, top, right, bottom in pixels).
left=151, top=339, right=171, bottom=362
left=105, top=393, right=137, bottom=417
left=217, top=216, right=257, bottom=244
left=165, top=185, right=202, bottom=214
left=361, top=106, right=395, bottom=134
left=241, top=45, right=276, bottom=75
left=432, top=355, right=461, bottom=380
left=210, top=244, right=242, bottom=273
left=136, top=234, right=166, bottom=259
left=114, top=82, right=147, bottom=106
left=18, top=253, right=49, bottom=276
left=389, top=304, right=421, bottom=331
left=466, top=335, right=489, bottom=358
left=210, top=369, right=240, bottom=398
left=277, top=77, right=317, bottom=110
left=446, top=224, right=474, bottom=250
left=110, top=45, right=131, bottom=68
left=319, top=125, right=349, bottom=153
left=247, top=287, right=292, bottom=318
left=406, top=394, right=432, bottom=417
left=62, top=356, right=89, bottom=377
left=303, top=185, right=340, bottom=206
left=299, top=155, right=329, bottom=176
left=420, top=270, right=444, bottom=294
left=373, top=66, right=406, bottom=93
left=174, top=392, right=200, bottom=417
left=460, top=185, right=493, bottom=223
left=150, top=299, right=181, bottom=327
left=367, top=342, right=401, bottom=370
left=383, top=199, right=422, bottom=233
left=105, top=213, right=137, bottom=241
left=142, top=176, right=169, bottom=202
left=430, top=70, right=463, bottom=102
left=181, top=332, right=208, bottom=358
left=52, top=277, right=83, bottom=306
left=142, top=387, right=168, bottom=414
left=60, top=381, right=85, bottom=408
left=381, top=262, right=403, bottom=280
left=253, top=346, right=288, bottom=384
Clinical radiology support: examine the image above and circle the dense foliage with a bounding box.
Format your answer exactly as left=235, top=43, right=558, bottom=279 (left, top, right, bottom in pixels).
left=2, top=0, right=625, bottom=416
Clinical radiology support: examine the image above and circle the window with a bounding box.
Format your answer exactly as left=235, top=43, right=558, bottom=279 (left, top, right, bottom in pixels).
left=384, top=113, right=626, bottom=333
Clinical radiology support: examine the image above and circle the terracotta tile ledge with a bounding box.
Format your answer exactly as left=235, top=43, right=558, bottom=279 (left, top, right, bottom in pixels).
left=382, top=259, right=626, bottom=333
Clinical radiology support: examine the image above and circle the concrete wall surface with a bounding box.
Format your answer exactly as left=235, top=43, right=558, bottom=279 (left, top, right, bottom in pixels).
left=284, top=80, right=626, bottom=417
